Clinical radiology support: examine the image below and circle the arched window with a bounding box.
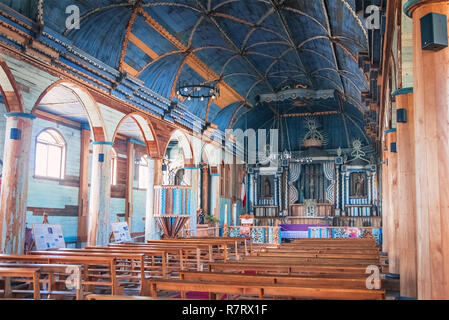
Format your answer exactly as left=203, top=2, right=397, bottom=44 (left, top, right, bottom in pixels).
left=35, top=129, right=66, bottom=179
left=138, top=156, right=149, bottom=189
left=111, top=148, right=117, bottom=186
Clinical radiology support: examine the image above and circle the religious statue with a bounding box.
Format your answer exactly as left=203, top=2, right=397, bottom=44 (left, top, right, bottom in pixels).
left=197, top=209, right=205, bottom=225
left=350, top=172, right=367, bottom=198
left=355, top=175, right=365, bottom=196
left=261, top=176, right=273, bottom=198
left=175, top=169, right=185, bottom=186
left=310, top=175, right=315, bottom=199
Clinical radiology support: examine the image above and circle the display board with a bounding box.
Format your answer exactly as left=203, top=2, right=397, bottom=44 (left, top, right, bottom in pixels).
left=32, top=224, right=66, bottom=250
left=111, top=222, right=132, bottom=243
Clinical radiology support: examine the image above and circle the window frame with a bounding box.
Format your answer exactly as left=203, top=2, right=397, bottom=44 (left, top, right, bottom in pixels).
left=34, top=128, right=67, bottom=181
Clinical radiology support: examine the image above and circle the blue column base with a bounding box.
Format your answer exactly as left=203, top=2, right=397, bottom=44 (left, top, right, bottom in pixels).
left=398, top=296, right=418, bottom=300
left=386, top=273, right=400, bottom=280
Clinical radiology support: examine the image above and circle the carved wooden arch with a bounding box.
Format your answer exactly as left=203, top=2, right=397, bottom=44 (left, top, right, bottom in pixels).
left=32, top=80, right=108, bottom=142
left=112, top=112, right=160, bottom=158
left=0, top=58, right=24, bottom=113
left=162, top=129, right=195, bottom=166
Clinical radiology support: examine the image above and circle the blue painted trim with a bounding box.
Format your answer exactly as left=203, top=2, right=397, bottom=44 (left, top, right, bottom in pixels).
left=81, top=123, right=91, bottom=131
left=398, top=296, right=418, bottom=300
left=184, top=167, right=200, bottom=170
left=92, top=141, right=115, bottom=146
left=384, top=128, right=397, bottom=134
left=210, top=174, right=221, bottom=177
left=404, top=0, right=423, bottom=18
left=127, top=138, right=146, bottom=147
left=392, top=87, right=414, bottom=97
left=5, top=112, right=36, bottom=120
left=386, top=273, right=401, bottom=280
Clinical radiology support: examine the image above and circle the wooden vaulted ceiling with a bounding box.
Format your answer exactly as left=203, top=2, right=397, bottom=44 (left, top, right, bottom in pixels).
left=38, top=0, right=371, bottom=130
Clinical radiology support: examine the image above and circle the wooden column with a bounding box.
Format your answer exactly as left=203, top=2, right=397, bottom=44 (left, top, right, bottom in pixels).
left=125, top=140, right=135, bottom=230
left=77, top=128, right=90, bottom=245
left=87, top=142, right=113, bottom=246
left=210, top=167, right=220, bottom=218
left=145, top=158, right=162, bottom=241
left=381, top=143, right=389, bottom=252
left=407, top=0, right=449, bottom=299
left=186, top=166, right=200, bottom=233
left=386, top=130, right=400, bottom=275
left=395, top=89, right=418, bottom=298
left=381, top=142, right=390, bottom=254
left=201, top=165, right=209, bottom=214
left=0, top=113, right=34, bottom=254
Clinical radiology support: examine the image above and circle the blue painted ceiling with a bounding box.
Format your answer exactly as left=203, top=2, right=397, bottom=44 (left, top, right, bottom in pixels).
left=2, top=0, right=378, bottom=151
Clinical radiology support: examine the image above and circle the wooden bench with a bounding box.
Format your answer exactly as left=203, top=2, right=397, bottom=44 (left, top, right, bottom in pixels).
left=242, top=256, right=380, bottom=266
left=287, top=239, right=378, bottom=249
left=0, top=267, right=41, bottom=300
left=86, top=294, right=189, bottom=300
left=107, top=243, right=212, bottom=270
left=148, top=278, right=385, bottom=300
left=146, top=239, right=244, bottom=261
left=86, top=294, right=155, bottom=300
left=0, top=263, right=83, bottom=300
left=258, top=247, right=380, bottom=255
left=31, top=250, right=148, bottom=294
left=253, top=251, right=380, bottom=260
left=179, top=271, right=376, bottom=289
left=209, top=261, right=370, bottom=277
left=0, top=255, right=118, bottom=295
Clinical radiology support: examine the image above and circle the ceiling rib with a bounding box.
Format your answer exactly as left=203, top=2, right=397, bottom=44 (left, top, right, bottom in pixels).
left=268, top=0, right=315, bottom=90
left=192, top=0, right=275, bottom=95
left=138, top=6, right=244, bottom=108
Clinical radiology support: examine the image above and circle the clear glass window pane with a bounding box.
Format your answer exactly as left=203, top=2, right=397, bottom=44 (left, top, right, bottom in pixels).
left=35, top=143, right=48, bottom=177
left=47, top=145, right=62, bottom=178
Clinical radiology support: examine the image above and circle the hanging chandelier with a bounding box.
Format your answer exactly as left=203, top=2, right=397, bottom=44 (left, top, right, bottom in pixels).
left=176, top=81, right=220, bottom=101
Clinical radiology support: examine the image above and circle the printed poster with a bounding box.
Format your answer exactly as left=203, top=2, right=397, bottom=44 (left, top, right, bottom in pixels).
left=32, top=224, right=66, bottom=250
left=111, top=222, right=131, bottom=243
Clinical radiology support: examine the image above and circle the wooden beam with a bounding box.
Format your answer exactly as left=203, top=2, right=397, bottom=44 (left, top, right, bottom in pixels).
left=119, top=7, right=139, bottom=73
left=138, top=8, right=244, bottom=108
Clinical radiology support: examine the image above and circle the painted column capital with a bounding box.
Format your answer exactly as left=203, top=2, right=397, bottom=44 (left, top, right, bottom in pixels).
left=384, top=128, right=397, bottom=134
left=91, top=141, right=114, bottom=146
left=4, top=112, right=36, bottom=120
left=404, top=0, right=446, bottom=18
left=392, top=87, right=414, bottom=97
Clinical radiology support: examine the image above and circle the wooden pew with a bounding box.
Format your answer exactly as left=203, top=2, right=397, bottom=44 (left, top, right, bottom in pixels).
left=31, top=251, right=147, bottom=294
left=148, top=278, right=385, bottom=300
left=242, top=256, right=380, bottom=266
left=87, top=294, right=155, bottom=301
left=188, top=237, right=252, bottom=256
left=0, top=263, right=83, bottom=300
left=62, top=247, right=171, bottom=278
left=258, top=247, right=380, bottom=255
left=146, top=239, right=243, bottom=261
left=107, top=243, right=210, bottom=271
left=179, top=271, right=375, bottom=289
left=86, top=294, right=187, bottom=300
left=209, top=261, right=370, bottom=277
left=287, top=239, right=378, bottom=249
left=0, top=255, right=118, bottom=295
left=0, top=267, right=41, bottom=300
left=253, top=251, right=380, bottom=260
left=109, top=242, right=227, bottom=270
